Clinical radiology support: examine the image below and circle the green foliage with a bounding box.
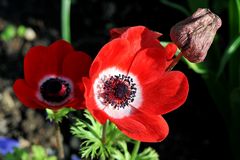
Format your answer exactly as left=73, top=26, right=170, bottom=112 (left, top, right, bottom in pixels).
left=159, top=0, right=190, bottom=16
left=187, top=0, right=209, bottom=13
left=71, top=110, right=134, bottom=160
left=17, top=25, right=27, bottom=38
left=111, top=141, right=131, bottom=160
left=71, top=110, right=107, bottom=159
left=136, top=147, right=159, bottom=160
left=0, top=25, right=16, bottom=41
left=162, top=0, right=240, bottom=159
left=229, top=88, right=240, bottom=160
left=217, top=36, right=240, bottom=78
left=46, top=108, right=74, bottom=123
left=111, top=141, right=159, bottom=160
left=0, top=24, right=28, bottom=41
left=229, top=0, right=240, bottom=39
left=4, top=148, right=29, bottom=160
left=71, top=111, right=158, bottom=160
left=161, top=1, right=240, bottom=159
left=228, top=0, right=240, bottom=91
left=71, top=111, right=159, bottom=160
left=212, top=0, right=228, bottom=13
left=182, top=59, right=208, bottom=74
left=31, top=145, right=57, bottom=160
left=3, top=145, right=57, bottom=160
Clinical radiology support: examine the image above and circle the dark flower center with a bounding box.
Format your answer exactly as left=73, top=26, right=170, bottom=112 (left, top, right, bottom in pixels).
left=40, top=78, right=71, bottom=103
left=100, top=74, right=137, bottom=109
left=114, top=83, right=129, bottom=99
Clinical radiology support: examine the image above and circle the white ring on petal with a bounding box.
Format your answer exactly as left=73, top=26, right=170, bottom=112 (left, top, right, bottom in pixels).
left=37, top=74, right=74, bottom=107
left=93, top=67, right=142, bottom=119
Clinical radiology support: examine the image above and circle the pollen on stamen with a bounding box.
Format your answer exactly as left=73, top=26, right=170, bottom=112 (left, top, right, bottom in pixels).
left=96, top=73, right=137, bottom=109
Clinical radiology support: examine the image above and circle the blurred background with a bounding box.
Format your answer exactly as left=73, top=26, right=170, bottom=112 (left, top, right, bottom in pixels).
left=0, top=0, right=236, bottom=159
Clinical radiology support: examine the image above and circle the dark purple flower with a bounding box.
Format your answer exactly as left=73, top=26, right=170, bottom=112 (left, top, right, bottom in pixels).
left=71, top=154, right=81, bottom=160
left=0, top=137, right=19, bottom=155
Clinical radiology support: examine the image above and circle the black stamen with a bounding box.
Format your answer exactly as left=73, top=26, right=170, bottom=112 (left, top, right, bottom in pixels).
left=98, top=74, right=137, bottom=109
left=40, top=78, right=71, bottom=103
left=114, top=83, right=129, bottom=99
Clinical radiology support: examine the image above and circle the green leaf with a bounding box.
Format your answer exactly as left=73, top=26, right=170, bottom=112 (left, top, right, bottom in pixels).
left=71, top=110, right=110, bottom=160
left=187, top=0, right=209, bottom=13
left=229, top=0, right=240, bottom=39
left=228, top=0, right=240, bottom=89
left=217, top=36, right=240, bottom=78
left=111, top=143, right=159, bottom=160
left=159, top=0, right=190, bottom=16
left=3, top=145, right=57, bottom=160
left=111, top=141, right=131, bottom=160
left=46, top=108, right=74, bottom=123
left=182, top=58, right=208, bottom=74
left=212, top=0, right=228, bottom=14
left=21, top=153, right=29, bottom=160
left=4, top=148, right=29, bottom=160
left=201, top=72, right=230, bottom=123
left=3, top=154, right=16, bottom=160
left=32, top=145, right=46, bottom=160
left=17, top=25, right=27, bottom=38
left=46, top=156, right=57, bottom=160
left=136, top=147, right=159, bottom=160
left=229, top=87, right=240, bottom=160
left=0, top=25, right=16, bottom=41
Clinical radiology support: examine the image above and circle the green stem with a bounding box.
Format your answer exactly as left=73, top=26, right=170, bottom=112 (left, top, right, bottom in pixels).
left=102, top=121, right=108, bottom=144
left=235, top=0, right=240, bottom=33
left=130, top=141, right=141, bottom=160
left=61, top=0, right=71, bottom=42
left=166, top=51, right=184, bottom=71
left=55, top=122, right=64, bottom=160
left=217, top=36, right=240, bottom=78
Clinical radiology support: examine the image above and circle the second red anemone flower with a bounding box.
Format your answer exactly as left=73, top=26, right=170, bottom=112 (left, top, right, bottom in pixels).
left=83, top=26, right=189, bottom=142
left=13, top=40, right=92, bottom=110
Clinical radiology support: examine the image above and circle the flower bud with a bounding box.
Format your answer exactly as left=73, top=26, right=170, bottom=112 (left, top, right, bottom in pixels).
left=170, top=8, right=222, bottom=63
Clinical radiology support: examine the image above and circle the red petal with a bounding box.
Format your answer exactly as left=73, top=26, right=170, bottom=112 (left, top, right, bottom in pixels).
left=164, top=43, right=178, bottom=69
left=24, top=40, right=73, bottom=87
left=129, top=48, right=167, bottom=85
left=89, top=38, right=132, bottom=77
left=13, top=79, right=43, bottom=109
left=66, top=97, right=85, bottom=110
left=120, top=26, right=164, bottom=53
left=14, top=79, right=85, bottom=110
left=82, top=77, right=108, bottom=124
left=109, top=27, right=128, bottom=39
left=165, top=43, right=177, bottom=60
left=140, top=71, right=189, bottom=115
left=110, top=108, right=169, bottom=142
left=62, top=51, right=91, bottom=83
left=67, top=82, right=86, bottom=110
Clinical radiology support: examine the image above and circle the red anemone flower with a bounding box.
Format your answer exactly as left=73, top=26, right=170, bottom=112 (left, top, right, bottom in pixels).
left=13, top=40, right=92, bottom=110
left=83, top=26, right=189, bottom=142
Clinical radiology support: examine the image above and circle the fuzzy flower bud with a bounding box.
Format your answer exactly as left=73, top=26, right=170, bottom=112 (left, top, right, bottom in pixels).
left=170, top=8, right=222, bottom=63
